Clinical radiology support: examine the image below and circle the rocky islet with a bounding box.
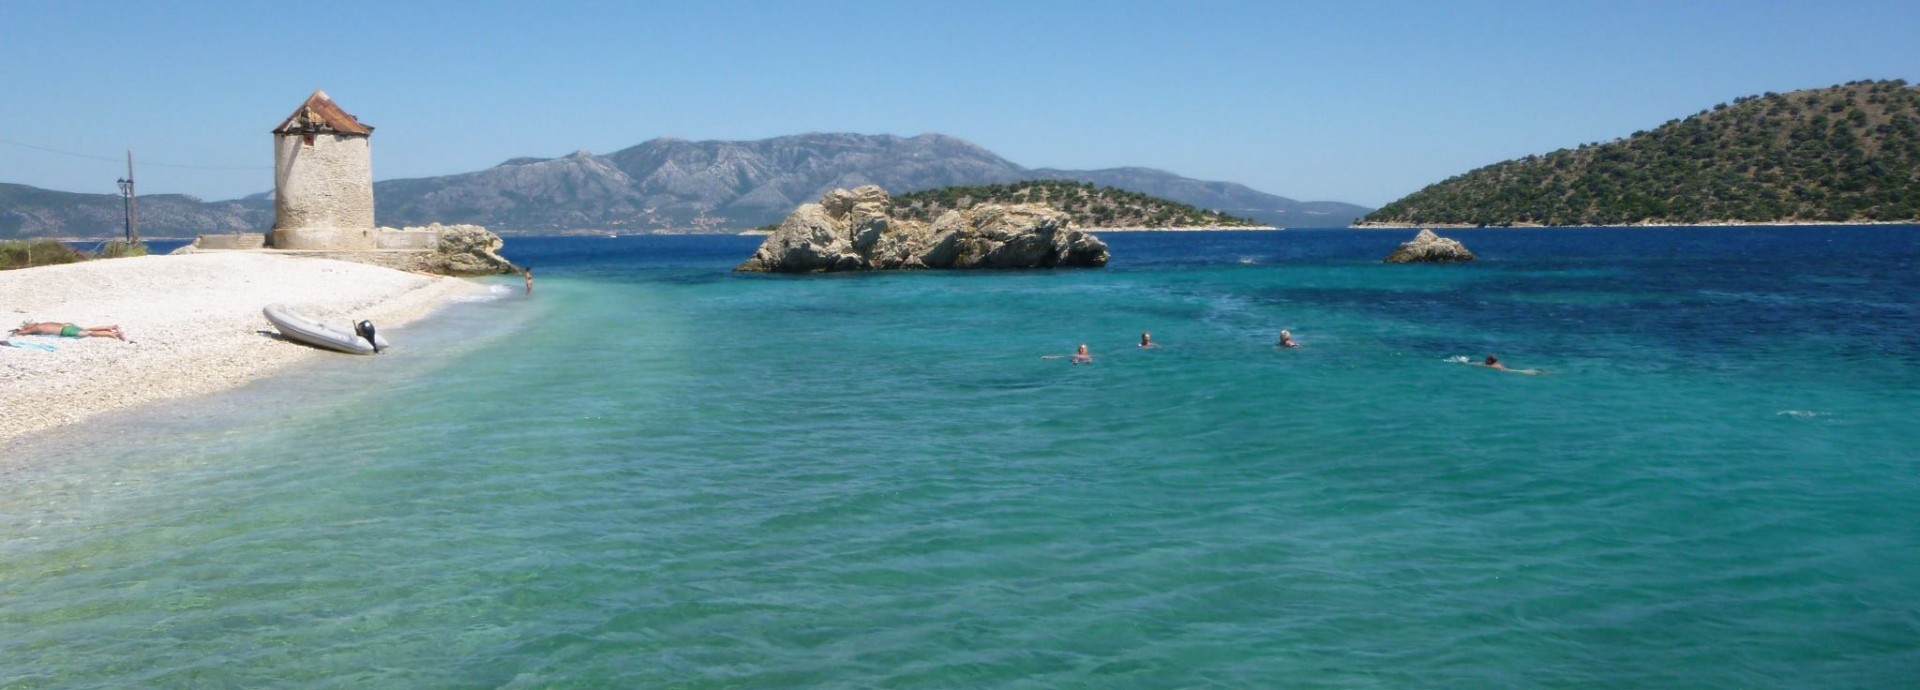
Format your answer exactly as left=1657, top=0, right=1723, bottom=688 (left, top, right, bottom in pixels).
left=736, top=186, right=1110, bottom=273
left=1384, top=228, right=1476, bottom=263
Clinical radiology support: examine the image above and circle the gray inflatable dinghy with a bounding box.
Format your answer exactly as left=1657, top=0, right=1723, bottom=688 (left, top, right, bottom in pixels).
left=263, top=303, right=390, bottom=355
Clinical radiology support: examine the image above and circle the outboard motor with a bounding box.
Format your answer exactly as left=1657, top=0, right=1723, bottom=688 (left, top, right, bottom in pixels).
left=354, top=320, right=380, bottom=353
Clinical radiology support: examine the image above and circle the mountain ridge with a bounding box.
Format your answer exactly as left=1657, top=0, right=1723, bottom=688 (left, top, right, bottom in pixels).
left=0, top=133, right=1369, bottom=238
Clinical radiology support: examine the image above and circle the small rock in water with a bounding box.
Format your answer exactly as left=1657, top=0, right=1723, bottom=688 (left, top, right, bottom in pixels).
left=1384, top=228, right=1475, bottom=264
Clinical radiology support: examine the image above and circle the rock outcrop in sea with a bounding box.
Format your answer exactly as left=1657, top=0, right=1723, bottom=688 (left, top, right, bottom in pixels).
left=1384, top=228, right=1475, bottom=263
left=415, top=224, right=519, bottom=276
left=736, top=186, right=1110, bottom=273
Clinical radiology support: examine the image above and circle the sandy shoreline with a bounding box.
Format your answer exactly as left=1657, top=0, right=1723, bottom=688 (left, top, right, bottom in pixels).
left=1, top=253, right=485, bottom=443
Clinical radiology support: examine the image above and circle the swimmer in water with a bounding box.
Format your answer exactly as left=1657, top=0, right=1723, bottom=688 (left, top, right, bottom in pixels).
left=1474, top=354, right=1543, bottom=375
left=1276, top=330, right=1298, bottom=348
left=1139, top=332, right=1158, bottom=349
left=1071, top=343, right=1092, bottom=365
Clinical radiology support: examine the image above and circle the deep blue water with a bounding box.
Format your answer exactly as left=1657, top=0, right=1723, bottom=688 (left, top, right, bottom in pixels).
left=5, top=227, right=1919, bottom=688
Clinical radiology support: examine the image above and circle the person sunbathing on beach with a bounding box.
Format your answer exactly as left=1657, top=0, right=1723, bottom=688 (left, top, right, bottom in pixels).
left=1276, top=330, right=1299, bottom=348
left=1139, top=332, right=1158, bottom=349
left=11, top=322, right=124, bottom=340
left=1071, top=344, right=1093, bottom=365
left=1474, top=354, right=1541, bottom=375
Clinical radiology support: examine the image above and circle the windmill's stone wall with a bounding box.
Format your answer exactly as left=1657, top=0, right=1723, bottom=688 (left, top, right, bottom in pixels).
left=271, top=133, right=375, bottom=250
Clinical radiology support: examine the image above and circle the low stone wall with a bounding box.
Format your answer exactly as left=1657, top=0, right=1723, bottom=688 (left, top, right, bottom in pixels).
left=171, top=246, right=435, bottom=272
left=198, top=229, right=442, bottom=251
left=271, top=226, right=379, bottom=251
left=375, top=229, right=440, bottom=250
left=176, top=224, right=517, bottom=276
left=275, top=249, right=439, bottom=272
left=192, top=233, right=268, bottom=250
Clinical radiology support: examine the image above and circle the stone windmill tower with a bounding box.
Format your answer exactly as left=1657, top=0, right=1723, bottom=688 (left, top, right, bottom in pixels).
left=271, top=90, right=376, bottom=250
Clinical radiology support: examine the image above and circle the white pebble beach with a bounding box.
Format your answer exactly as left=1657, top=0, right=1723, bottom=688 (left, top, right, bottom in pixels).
left=1, top=252, right=485, bottom=443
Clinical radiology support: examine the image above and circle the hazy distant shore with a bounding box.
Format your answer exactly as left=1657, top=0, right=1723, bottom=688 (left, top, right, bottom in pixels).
left=0, top=253, right=484, bottom=445
left=1351, top=220, right=1920, bottom=229
left=738, top=225, right=1279, bottom=237
left=1082, top=225, right=1278, bottom=232
left=21, top=236, right=200, bottom=243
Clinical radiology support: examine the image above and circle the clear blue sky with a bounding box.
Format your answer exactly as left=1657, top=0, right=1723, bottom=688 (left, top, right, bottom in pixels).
left=2, top=0, right=1915, bottom=208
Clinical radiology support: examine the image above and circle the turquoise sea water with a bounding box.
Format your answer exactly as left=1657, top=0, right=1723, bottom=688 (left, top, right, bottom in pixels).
left=5, top=228, right=1919, bottom=688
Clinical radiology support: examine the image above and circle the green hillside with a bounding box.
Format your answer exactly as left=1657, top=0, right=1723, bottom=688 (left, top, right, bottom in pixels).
left=1361, top=80, right=1920, bottom=226
left=892, top=180, right=1264, bottom=229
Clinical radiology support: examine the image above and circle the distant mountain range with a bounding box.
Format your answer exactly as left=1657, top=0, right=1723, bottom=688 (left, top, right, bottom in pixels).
left=375, top=133, right=1367, bottom=232
left=1361, top=80, right=1920, bottom=226
left=0, top=183, right=267, bottom=240
left=0, top=133, right=1370, bottom=239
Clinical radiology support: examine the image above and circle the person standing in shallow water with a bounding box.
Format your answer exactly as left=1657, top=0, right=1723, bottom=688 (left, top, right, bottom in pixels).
left=524, top=268, right=534, bottom=295
left=1139, top=332, right=1157, bottom=349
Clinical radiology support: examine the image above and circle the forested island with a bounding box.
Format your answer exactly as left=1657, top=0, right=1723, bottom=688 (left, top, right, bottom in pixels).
left=890, top=180, right=1265, bottom=230
left=1359, top=80, right=1920, bottom=227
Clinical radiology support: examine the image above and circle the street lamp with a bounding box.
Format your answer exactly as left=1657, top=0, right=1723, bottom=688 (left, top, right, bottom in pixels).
left=116, top=177, right=133, bottom=243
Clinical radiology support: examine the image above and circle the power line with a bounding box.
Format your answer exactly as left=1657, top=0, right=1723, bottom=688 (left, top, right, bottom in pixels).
left=0, top=137, right=270, bottom=171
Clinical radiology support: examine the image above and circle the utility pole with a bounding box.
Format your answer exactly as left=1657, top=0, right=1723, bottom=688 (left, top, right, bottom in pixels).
left=126, top=151, right=139, bottom=245
left=116, top=152, right=139, bottom=245
left=116, top=176, right=131, bottom=243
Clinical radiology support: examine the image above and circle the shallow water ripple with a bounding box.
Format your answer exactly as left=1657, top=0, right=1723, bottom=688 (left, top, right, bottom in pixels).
left=4, top=229, right=1919, bottom=688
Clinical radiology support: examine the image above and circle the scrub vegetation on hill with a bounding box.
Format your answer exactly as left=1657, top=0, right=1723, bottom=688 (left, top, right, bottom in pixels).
left=1361, top=80, right=1920, bottom=226
left=891, top=180, right=1262, bottom=229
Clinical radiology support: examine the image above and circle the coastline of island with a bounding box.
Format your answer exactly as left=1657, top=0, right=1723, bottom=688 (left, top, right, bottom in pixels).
left=1080, top=225, right=1278, bottom=232
left=0, top=253, right=489, bottom=446
left=739, top=224, right=1278, bottom=236
left=1351, top=220, right=1920, bottom=229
